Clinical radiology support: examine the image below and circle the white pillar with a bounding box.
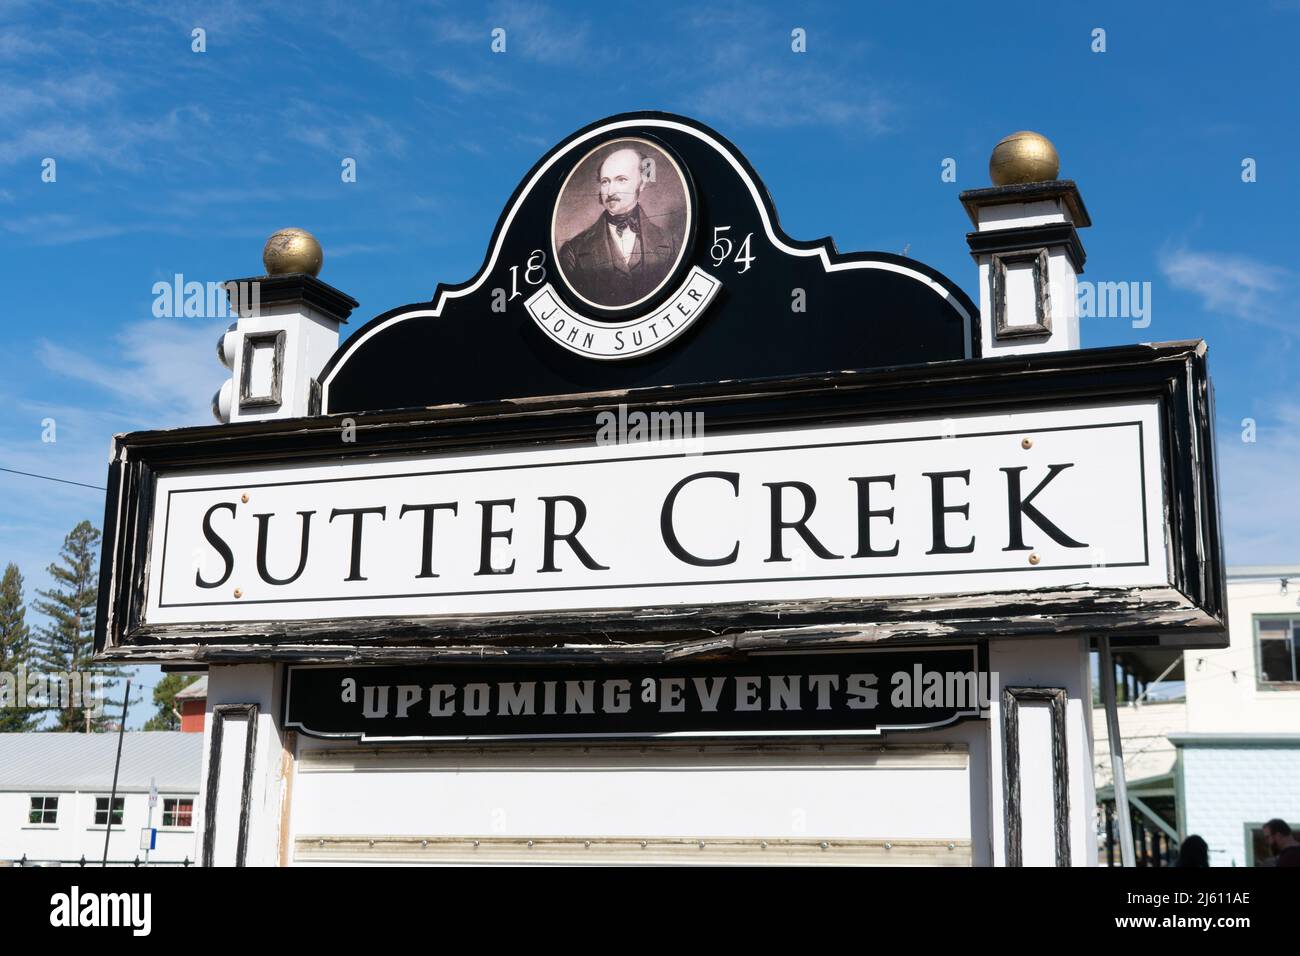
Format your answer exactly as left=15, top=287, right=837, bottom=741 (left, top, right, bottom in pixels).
left=197, top=230, right=346, bottom=865
left=960, top=180, right=1091, bottom=356
left=192, top=663, right=291, bottom=867
left=212, top=229, right=357, bottom=423
left=987, top=637, right=1097, bottom=866
left=961, top=135, right=1099, bottom=864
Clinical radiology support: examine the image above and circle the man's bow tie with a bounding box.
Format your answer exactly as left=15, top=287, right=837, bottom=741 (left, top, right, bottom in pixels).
left=609, top=210, right=640, bottom=236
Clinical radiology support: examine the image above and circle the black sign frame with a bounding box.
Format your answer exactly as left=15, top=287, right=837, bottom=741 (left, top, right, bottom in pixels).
left=95, top=340, right=1226, bottom=664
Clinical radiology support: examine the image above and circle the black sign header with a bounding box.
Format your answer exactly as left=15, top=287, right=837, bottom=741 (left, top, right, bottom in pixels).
left=284, top=647, right=988, bottom=742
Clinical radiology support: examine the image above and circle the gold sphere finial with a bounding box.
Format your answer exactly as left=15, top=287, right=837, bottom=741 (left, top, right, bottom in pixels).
left=262, top=227, right=323, bottom=277
left=989, top=131, right=1060, bottom=186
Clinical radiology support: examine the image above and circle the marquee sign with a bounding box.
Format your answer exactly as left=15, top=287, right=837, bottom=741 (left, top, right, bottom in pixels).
left=92, top=113, right=1225, bottom=664
left=146, top=402, right=1159, bottom=625
left=282, top=647, right=988, bottom=742
left=96, top=341, right=1224, bottom=663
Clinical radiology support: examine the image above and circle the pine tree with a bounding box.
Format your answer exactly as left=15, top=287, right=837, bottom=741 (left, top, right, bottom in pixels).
left=0, top=562, right=39, bottom=731
left=31, top=521, right=132, bottom=732
left=143, top=673, right=200, bottom=731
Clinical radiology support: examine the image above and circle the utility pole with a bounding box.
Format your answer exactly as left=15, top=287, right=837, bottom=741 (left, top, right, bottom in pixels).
left=1098, top=639, right=1135, bottom=867
left=102, top=678, right=131, bottom=867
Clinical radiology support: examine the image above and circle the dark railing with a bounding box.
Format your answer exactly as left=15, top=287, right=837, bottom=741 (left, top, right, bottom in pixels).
left=1102, top=802, right=1180, bottom=866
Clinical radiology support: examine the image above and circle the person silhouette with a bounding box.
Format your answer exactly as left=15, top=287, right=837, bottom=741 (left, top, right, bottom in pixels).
left=1176, top=834, right=1209, bottom=867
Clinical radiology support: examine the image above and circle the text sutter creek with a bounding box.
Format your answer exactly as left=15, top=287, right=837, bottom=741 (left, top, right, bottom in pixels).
left=194, top=464, right=1087, bottom=589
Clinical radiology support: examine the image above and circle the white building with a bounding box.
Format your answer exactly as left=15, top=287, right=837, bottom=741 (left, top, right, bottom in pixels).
left=1173, top=565, right=1300, bottom=866
left=0, top=732, right=202, bottom=867
left=1093, top=698, right=1185, bottom=865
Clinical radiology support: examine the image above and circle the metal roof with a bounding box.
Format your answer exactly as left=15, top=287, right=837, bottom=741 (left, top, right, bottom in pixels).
left=1169, top=732, right=1300, bottom=746
left=173, top=676, right=207, bottom=700
left=0, top=732, right=202, bottom=793
left=1227, top=565, right=1300, bottom=580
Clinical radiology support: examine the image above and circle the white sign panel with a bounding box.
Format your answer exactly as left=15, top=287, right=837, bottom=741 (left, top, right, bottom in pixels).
left=146, top=400, right=1165, bottom=625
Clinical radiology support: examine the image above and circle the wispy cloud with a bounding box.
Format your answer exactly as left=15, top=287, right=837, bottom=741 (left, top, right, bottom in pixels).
left=430, top=13, right=486, bottom=45
left=666, top=5, right=895, bottom=134
left=307, top=0, right=429, bottom=75
left=0, top=71, right=116, bottom=121
left=116, top=0, right=266, bottom=35
left=1161, top=248, right=1299, bottom=559
left=0, top=28, right=53, bottom=60
left=38, top=318, right=226, bottom=427
left=1160, top=248, right=1290, bottom=321
left=1217, top=399, right=1300, bottom=562
left=686, top=65, right=895, bottom=134
left=429, top=1, right=591, bottom=64
left=1, top=211, right=133, bottom=244
left=431, top=66, right=515, bottom=96
left=157, top=183, right=335, bottom=213
left=283, top=101, right=408, bottom=162
left=0, top=104, right=213, bottom=170
left=490, top=0, right=591, bottom=64
left=329, top=241, right=393, bottom=258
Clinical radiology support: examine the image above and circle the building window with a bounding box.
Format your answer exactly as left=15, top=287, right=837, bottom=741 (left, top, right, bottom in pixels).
left=1246, top=823, right=1288, bottom=866
left=1256, top=616, right=1300, bottom=686
left=28, top=795, right=58, bottom=825
left=94, top=796, right=124, bottom=827
left=162, top=797, right=194, bottom=828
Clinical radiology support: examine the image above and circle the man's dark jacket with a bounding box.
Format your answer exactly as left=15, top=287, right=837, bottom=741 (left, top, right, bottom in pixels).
left=558, top=207, right=678, bottom=307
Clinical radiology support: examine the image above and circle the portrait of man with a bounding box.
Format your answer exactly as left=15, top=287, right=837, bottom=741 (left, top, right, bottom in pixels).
left=552, top=138, right=690, bottom=312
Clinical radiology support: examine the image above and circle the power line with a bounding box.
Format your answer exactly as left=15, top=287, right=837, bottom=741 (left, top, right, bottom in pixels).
left=0, top=466, right=106, bottom=491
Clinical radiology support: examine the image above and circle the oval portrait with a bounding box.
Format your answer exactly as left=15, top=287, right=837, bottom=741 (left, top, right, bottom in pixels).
left=551, top=136, right=693, bottom=315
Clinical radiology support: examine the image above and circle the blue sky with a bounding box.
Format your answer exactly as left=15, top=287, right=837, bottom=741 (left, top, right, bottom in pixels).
left=1, top=1, right=1297, bottom=722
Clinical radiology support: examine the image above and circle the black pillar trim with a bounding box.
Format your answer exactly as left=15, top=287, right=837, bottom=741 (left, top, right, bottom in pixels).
left=239, top=330, right=286, bottom=411
left=223, top=273, right=358, bottom=323
left=202, top=703, right=259, bottom=868
left=988, top=248, right=1053, bottom=339
left=1001, top=685, right=1071, bottom=867
left=966, top=222, right=1086, bottom=273
left=958, top=180, right=1092, bottom=229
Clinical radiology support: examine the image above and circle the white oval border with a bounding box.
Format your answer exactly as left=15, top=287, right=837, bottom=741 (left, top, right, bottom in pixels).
left=549, top=135, right=694, bottom=315
left=525, top=266, right=721, bottom=361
